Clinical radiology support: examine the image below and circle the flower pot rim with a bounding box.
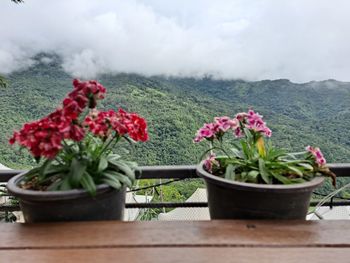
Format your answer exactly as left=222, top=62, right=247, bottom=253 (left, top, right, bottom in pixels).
left=6, top=172, right=116, bottom=201
left=197, top=160, right=325, bottom=192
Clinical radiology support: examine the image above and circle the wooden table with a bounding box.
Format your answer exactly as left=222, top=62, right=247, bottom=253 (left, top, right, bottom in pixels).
left=0, top=220, right=349, bottom=262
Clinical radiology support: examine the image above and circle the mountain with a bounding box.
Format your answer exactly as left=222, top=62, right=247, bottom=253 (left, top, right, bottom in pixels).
left=1, top=54, right=350, bottom=171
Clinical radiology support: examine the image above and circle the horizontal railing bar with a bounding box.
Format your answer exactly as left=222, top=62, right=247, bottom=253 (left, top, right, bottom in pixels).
left=0, top=170, right=25, bottom=182
left=0, top=166, right=199, bottom=182
left=132, top=201, right=350, bottom=209
left=327, top=163, right=350, bottom=178
left=3, top=200, right=350, bottom=212
left=135, top=165, right=197, bottom=179
left=0, top=206, right=20, bottom=212
left=125, top=202, right=208, bottom=209
left=0, top=202, right=209, bottom=212
left=309, top=201, right=350, bottom=206
left=0, top=163, right=349, bottom=182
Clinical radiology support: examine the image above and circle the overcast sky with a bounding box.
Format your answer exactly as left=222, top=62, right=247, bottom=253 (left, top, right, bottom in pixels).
left=1, top=0, right=350, bottom=82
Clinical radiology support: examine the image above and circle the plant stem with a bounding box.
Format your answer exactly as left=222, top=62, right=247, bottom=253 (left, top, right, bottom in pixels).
left=54, top=157, right=64, bottom=165
left=98, top=133, right=119, bottom=158
left=209, top=141, right=213, bottom=155
left=62, top=140, right=73, bottom=154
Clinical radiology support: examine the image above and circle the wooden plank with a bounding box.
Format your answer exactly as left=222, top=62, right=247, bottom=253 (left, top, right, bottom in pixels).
left=0, top=247, right=348, bottom=263
left=0, top=220, right=349, bottom=249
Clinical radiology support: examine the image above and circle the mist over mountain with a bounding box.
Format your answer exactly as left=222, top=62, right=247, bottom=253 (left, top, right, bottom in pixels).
left=1, top=0, right=350, bottom=82
left=1, top=54, right=350, bottom=170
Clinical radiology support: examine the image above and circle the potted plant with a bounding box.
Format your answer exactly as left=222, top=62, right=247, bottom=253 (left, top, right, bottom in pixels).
left=194, top=109, right=336, bottom=220
left=7, top=79, right=148, bottom=222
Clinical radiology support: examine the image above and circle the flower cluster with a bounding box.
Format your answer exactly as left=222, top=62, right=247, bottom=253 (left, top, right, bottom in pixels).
left=204, top=153, right=220, bottom=173
left=194, top=109, right=271, bottom=143
left=243, top=110, right=272, bottom=137
left=84, top=109, right=148, bottom=142
left=9, top=99, right=86, bottom=159
left=70, top=79, right=106, bottom=109
left=306, top=146, right=326, bottom=167
left=194, top=117, right=239, bottom=143
left=195, top=108, right=335, bottom=186
left=10, top=79, right=148, bottom=159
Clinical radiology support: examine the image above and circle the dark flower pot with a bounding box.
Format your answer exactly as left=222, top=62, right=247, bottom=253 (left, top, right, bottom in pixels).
left=197, top=161, right=324, bottom=220
left=7, top=172, right=126, bottom=223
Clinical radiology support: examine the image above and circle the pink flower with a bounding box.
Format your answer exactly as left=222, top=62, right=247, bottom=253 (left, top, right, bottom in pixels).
left=193, top=123, right=218, bottom=143
left=235, top=112, right=248, bottom=121
left=214, top=116, right=239, bottom=132
left=204, top=154, right=220, bottom=173
left=234, top=127, right=244, bottom=138
left=306, top=146, right=327, bottom=167
left=244, top=110, right=272, bottom=137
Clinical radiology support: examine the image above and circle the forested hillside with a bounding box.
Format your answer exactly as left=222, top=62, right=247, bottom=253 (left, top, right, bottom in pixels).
left=1, top=54, right=350, bottom=170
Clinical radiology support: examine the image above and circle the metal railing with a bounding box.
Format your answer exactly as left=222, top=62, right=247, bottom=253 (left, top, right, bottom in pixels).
left=1, top=164, right=350, bottom=217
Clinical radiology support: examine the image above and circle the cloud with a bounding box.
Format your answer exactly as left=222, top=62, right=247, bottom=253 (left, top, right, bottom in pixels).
left=0, top=0, right=350, bottom=82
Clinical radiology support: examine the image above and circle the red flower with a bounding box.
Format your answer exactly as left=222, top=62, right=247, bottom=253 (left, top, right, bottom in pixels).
left=67, top=89, right=89, bottom=109
left=69, top=124, right=85, bottom=141
left=83, top=108, right=148, bottom=142
left=72, top=79, right=106, bottom=108
left=84, top=110, right=114, bottom=138
left=9, top=117, right=62, bottom=159
left=9, top=79, right=147, bottom=160
left=9, top=108, right=85, bottom=159
left=63, top=97, right=83, bottom=120
left=126, top=113, right=149, bottom=142
left=117, top=109, right=149, bottom=142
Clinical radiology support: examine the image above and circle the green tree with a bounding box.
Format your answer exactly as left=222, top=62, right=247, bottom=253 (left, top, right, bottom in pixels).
left=0, top=76, right=7, bottom=88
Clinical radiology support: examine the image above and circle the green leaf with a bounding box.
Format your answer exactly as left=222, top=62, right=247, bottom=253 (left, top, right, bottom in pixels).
left=298, top=163, right=314, bottom=171
left=43, top=163, right=68, bottom=176
left=230, top=147, right=242, bottom=158
left=258, top=158, right=271, bottom=184
left=288, top=151, right=308, bottom=157
left=104, top=170, right=133, bottom=188
left=271, top=172, right=293, bottom=184
left=38, top=159, right=53, bottom=180
left=124, top=161, right=138, bottom=170
left=23, top=167, right=41, bottom=181
left=107, top=154, right=121, bottom=161
left=98, top=157, right=108, bottom=173
left=81, top=172, right=96, bottom=195
left=102, top=177, right=122, bottom=190
left=46, top=178, right=64, bottom=191
left=224, top=164, right=236, bottom=180
left=108, top=159, right=135, bottom=181
left=287, top=166, right=303, bottom=177
left=240, top=171, right=248, bottom=182
left=69, top=158, right=87, bottom=188
left=247, top=170, right=259, bottom=183
left=289, top=178, right=307, bottom=184
left=243, top=127, right=253, bottom=141
left=266, top=147, right=286, bottom=160
left=240, top=140, right=250, bottom=159
left=59, top=178, right=72, bottom=191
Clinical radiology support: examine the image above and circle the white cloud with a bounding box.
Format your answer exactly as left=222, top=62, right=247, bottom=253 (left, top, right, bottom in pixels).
left=0, top=0, right=350, bottom=82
